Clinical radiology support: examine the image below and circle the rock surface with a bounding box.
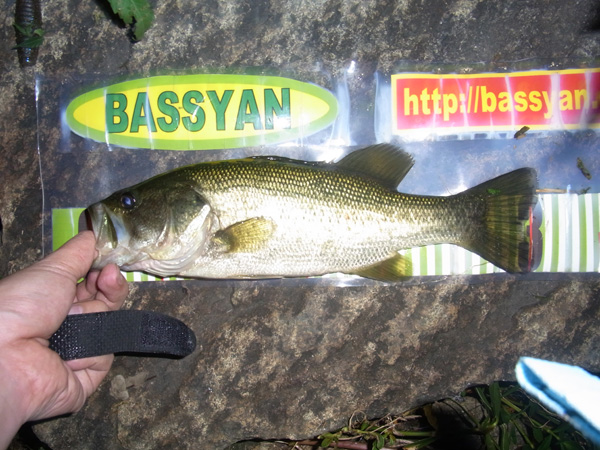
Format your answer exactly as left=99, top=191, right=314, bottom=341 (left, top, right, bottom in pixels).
left=0, top=0, right=599, bottom=448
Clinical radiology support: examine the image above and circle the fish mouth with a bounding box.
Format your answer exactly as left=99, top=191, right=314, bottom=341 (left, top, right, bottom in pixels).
left=85, top=203, right=128, bottom=268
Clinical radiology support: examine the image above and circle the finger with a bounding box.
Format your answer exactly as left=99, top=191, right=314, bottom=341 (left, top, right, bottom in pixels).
left=75, top=269, right=101, bottom=302
left=67, top=267, right=127, bottom=316
left=95, top=264, right=128, bottom=310
left=65, top=354, right=115, bottom=403
left=66, top=353, right=114, bottom=374
left=0, top=231, right=96, bottom=306
left=38, top=231, right=98, bottom=285
left=75, top=264, right=127, bottom=308
left=28, top=356, right=111, bottom=421
left=0, top=231, right=99, bottom=335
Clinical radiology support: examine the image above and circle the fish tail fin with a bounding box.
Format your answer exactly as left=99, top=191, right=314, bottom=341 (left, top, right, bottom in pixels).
left=459, top=168, right=538, bottom=273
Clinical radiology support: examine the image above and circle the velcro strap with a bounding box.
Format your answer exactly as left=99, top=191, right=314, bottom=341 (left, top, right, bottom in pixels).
left=49, top=310, right=196, bottom=361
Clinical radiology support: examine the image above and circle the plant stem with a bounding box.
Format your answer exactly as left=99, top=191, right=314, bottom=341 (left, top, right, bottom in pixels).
left=295, top=440, right=397, bottom=449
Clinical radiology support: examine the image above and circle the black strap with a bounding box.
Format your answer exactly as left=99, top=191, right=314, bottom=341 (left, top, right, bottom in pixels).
left=49, top=310, right=196, bottom=361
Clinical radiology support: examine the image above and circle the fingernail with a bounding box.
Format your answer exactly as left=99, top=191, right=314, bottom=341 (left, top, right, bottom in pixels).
left=68, top=304, right=84, bottom=315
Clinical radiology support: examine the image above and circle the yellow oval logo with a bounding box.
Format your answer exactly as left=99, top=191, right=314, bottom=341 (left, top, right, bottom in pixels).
left=65, top=74, right=339, bottom=150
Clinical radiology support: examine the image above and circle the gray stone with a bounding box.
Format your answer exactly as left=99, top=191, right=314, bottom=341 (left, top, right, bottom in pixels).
left=0, top=0, right=599, bottom=449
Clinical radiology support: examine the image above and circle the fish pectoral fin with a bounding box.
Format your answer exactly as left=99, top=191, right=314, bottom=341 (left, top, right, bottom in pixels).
left=352, top=253, right=412, bottom=282
left=336, top=144, right=414, bottom=190
left=214, top=217, right=275, bottom=253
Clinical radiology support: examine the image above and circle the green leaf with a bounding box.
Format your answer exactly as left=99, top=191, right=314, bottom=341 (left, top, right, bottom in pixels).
left=13, top=23, right=29, bottom=35
left=476, top=386, right=493, bottom=413
left=489, top=382, right=502, bottom=421
left=499, top=424, right=515, bottom=450
left=320, top=436, right=333, bottom=447
left=502, top=385, right=521, bottom=398
left=403, top=436, right=438, bottom=449
left=538, top=434, right=552, bottom=450
left=554, top=422, right=575, bottom=434
left=106, top=0, right=155, bottom=40
left=372, top=439, right=381, bottom=450
left=13, top=35, right=43, bottom=48
left=532, top=426, right=544, bottom=442
left=483, top=433, right=499, bottom=450
left=13, top=23, right=45, bottom=49
left=319, top=432, right=341, bottom=448
left=499, top=407, right=512, bottom=425
left=560, top=440, right=586, bottom=450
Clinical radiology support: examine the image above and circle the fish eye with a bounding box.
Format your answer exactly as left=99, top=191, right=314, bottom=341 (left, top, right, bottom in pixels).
left=120, top=192, right=136, bottom=210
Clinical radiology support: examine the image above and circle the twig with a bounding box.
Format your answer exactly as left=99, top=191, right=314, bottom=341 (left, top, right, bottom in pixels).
left=294, top=440, right=397, bottom=449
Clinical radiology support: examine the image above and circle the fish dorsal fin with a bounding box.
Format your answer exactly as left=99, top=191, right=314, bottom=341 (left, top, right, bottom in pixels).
left=214, top=217, right=276, bottom=253
left=336, top=144, right=414, bottom=190
left=352, top=253, right=412, bottom=282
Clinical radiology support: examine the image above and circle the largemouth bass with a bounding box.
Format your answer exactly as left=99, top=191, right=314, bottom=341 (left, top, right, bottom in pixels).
left=86, top=145, right=538, bottom=281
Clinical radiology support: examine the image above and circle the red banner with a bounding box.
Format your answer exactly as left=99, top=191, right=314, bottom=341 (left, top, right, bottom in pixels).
left=392, top=69, right=600, bottom=135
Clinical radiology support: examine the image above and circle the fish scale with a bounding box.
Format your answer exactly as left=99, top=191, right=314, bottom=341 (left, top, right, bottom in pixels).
left=168, top=157, right=481, bottom=277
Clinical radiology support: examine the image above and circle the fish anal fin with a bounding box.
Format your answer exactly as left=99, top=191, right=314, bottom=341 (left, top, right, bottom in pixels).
left=215, top=217, right=275, bottom=253
left=352, top=253, right=412, bottom=282
left=336, top=144, right=414, bottom=190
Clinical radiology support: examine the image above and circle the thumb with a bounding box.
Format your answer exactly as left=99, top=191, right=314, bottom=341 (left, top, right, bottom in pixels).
left=0, top=231, right=99, bottom=336
left=38, top=231, right=98, bottom=284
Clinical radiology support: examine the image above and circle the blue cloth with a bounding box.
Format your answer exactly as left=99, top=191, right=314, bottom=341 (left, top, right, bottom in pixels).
left=516, top=357, right=600, bottom=445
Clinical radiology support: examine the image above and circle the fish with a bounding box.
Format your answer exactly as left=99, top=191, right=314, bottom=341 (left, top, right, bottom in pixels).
left=85, top=145, right=538, bottom=281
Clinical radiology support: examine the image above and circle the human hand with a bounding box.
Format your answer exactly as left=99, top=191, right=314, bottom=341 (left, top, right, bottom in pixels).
left=0, top=231, right=128, bottom=449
